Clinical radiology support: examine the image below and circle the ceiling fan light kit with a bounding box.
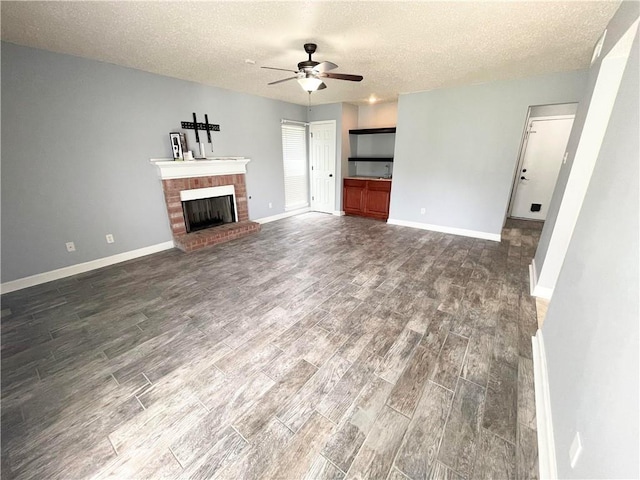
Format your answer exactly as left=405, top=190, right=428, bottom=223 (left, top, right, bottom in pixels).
left=263, top=43, right=363, bottom=94
left=297, top=75, right=323, bottom=92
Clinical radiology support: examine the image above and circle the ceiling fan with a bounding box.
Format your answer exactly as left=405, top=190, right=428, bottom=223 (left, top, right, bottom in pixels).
left=262, top=43, right=363, bottom=92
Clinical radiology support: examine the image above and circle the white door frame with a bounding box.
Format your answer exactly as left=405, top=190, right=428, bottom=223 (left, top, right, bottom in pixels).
left=506, top=111, right=575, bottom=219
left=309, top=120, right=337, bottom=214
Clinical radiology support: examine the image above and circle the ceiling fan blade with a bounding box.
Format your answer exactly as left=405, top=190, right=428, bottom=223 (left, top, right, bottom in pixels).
left=313, top=61, right=338, bottom=73
left=268, top=77, right=297, bottom=85
left=320, top=72, right=363, bottom=82
left=317, top=82, right=327, bottom=90
left=261, top=66, right=298, bottom=73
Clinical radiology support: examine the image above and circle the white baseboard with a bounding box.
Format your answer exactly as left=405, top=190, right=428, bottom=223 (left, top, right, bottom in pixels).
left=0, top=241, right=175, bottom=294
left=530, top=259, right=554, bottom=299
left=253, top=207, right=311, bottom=224
left=386, top=218, right=501, bottom=242
left=532, top=330, right=558, bottom=480
left=529, top=262, right=539, bottom=296
left=533, top=285, right=553, bottom=300
left=332, top=211, right=345, bottom=216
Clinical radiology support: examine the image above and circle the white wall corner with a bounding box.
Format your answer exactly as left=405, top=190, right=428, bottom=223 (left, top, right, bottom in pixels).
left=387, top=218, right=501, bottom=242
left=530, top=259, right=554, bottom=299
left=532, top=330, right=558, bottom=480
left=0, top=241, right=175, bottom=294
left=253, top=207, right=310, bottom=224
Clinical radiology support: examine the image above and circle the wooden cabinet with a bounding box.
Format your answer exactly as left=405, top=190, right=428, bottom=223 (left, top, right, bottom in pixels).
left=343, top=179, right=391, bottom=220
left=343, top=179, right=366, bottom=213
left=365, top=181, right=392, bottom=219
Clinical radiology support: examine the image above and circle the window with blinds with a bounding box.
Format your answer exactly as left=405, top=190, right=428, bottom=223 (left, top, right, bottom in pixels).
left=281, top=124, right=309, bottom=211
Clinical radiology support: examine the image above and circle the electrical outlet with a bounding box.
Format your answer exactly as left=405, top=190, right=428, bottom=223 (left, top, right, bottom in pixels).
left=268, top=202, right=273, bottom=209
left=105, top=234, right=115, bottom=244
left=570, top=432, right=582, bottom=468
left=420, top=207, right=426, bottom=215
left=66, top=242, right=76, bottom=252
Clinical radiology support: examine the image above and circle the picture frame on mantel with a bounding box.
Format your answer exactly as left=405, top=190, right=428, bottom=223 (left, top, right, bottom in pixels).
left=169, top=132, right=188, bottom=160
left=169, top=132, right=183, bottom=160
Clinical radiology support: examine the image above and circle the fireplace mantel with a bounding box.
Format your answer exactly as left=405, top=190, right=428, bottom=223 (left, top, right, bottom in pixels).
left=150, top=157, right=251, bottom=179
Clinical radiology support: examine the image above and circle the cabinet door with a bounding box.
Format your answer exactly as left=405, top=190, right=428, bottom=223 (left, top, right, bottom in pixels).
left=343, top=181, right=366, bottom=214
left=364, top=181, right=391, bottom=219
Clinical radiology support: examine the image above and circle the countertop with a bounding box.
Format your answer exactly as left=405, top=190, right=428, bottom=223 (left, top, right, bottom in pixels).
left=344, top=176, right=392, bottom=182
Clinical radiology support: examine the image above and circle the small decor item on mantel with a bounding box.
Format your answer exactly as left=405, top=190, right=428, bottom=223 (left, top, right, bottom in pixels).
left=180, top=133, right=188, bottom=156
left=169, top=132, right=183, bottom=160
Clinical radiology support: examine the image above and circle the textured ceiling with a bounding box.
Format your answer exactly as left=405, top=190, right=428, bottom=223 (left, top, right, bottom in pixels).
left=1, top=1, right=620, bottom=106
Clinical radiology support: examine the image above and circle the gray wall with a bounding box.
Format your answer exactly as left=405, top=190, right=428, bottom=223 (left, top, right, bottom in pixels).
left=534, top=1, right=640, bottom=279
left=353, top=133, right=395, bottom=157
left=389, top=70, right=588, bottom=235
left=529, top=102, right=578, bottom=118
left=1, top=42, right=305, bottom=283
left=542, top=24, right=638, bottom=479
left=357, top=102, right=397, bottom=128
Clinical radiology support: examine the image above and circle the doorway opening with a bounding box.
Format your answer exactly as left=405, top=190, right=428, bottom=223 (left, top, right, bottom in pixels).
left=507, top=104, right=577, bottom=222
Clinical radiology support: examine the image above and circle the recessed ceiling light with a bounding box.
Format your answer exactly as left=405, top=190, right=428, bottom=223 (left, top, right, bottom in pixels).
left=368, top=95, right=377, bottom=104
left=245, top=59, right=256, bottom=65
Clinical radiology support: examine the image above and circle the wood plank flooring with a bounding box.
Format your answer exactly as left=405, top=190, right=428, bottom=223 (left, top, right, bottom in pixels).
left=1, top=214, right=541, bottom=479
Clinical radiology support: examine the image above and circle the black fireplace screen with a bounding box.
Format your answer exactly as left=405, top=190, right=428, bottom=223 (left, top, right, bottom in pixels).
left=182, top=194, right=236, bottom=233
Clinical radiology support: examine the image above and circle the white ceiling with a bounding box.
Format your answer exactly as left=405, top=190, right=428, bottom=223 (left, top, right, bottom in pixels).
left=1, top=1, right=620, bottom=106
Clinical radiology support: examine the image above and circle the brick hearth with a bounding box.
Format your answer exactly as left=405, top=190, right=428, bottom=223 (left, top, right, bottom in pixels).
left=161, top=173, right=260, bottom=252
left=173, top=221, right=261, bottom=252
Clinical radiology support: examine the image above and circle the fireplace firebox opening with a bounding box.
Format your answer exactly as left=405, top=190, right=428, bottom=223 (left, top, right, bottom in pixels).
left=182, top=194, right=236, bottom=233
left=179, top=185, right=238, bottom=234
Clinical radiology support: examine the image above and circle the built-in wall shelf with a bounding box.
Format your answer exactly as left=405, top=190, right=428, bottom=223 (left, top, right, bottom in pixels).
left=349, top=127, right=396, bottom=135
left=348, top=157, right=394, bottom=162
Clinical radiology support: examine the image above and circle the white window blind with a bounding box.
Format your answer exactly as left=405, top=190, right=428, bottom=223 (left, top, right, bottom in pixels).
left=281, top=124, right=309, bottom=211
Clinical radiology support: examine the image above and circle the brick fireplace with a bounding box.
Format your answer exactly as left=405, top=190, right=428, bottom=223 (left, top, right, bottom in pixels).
left=152, top=158, right=260, bottom=252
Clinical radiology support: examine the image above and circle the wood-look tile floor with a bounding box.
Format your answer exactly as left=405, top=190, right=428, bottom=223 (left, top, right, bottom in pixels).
left=1, top=214, right=541, bottom=480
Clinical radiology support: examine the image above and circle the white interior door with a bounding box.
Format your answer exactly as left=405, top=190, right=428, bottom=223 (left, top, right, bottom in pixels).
left=511, top=117, right=574, bottom=220
left=309, top=121, right=337, bottom=214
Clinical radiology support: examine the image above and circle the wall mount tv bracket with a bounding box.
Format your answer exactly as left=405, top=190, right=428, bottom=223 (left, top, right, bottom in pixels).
left=181, top=112, right=221, bottom=157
